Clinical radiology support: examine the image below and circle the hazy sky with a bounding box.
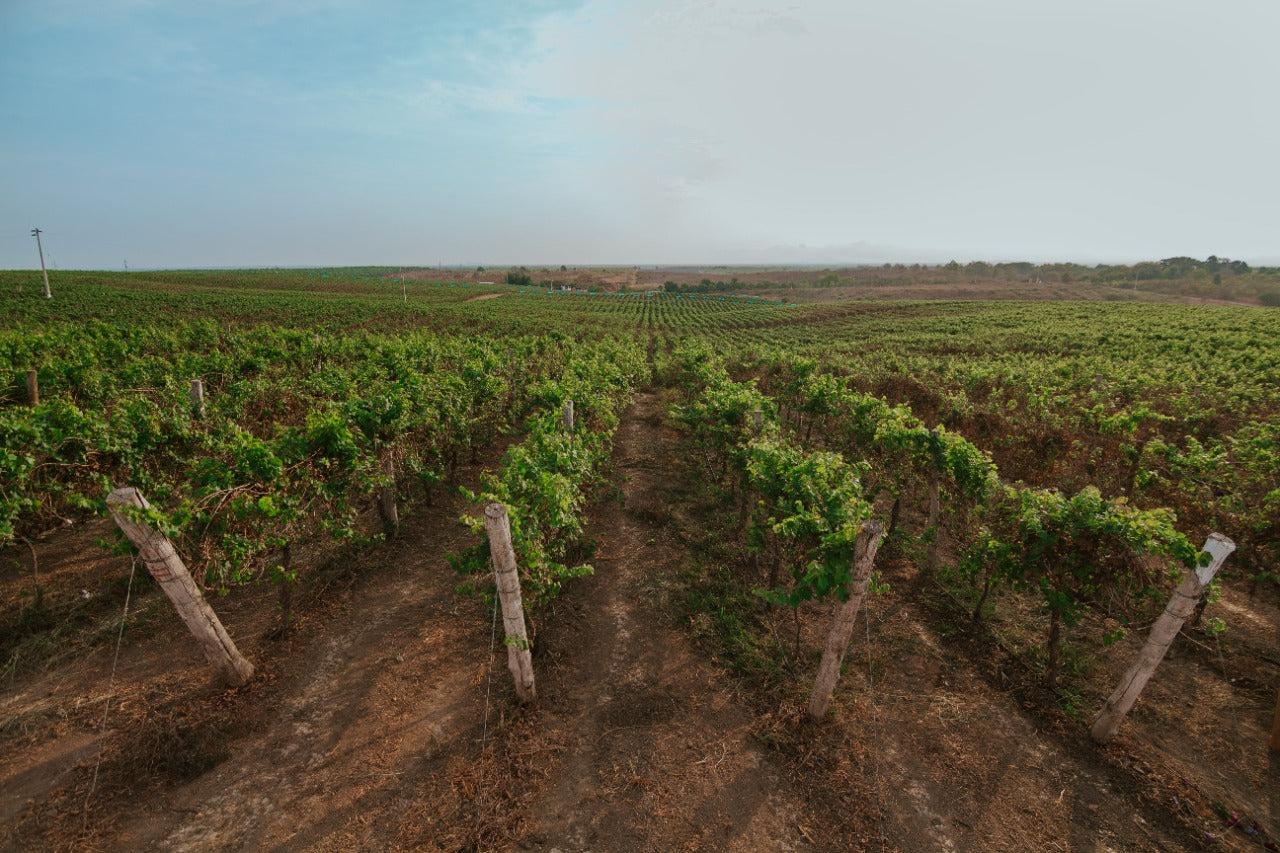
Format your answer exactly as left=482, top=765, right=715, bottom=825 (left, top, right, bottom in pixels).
left=2, top=0, right=1277, bottom=268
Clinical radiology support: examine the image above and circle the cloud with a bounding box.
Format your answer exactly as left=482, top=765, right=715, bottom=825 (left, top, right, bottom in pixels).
left=4, top=0, right=1278, bottom=266
left=521, top=0, right=1280, bottom=262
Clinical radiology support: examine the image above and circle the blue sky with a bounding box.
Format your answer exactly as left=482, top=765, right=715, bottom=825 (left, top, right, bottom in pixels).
left=2, top=1, right=1278, bottom=268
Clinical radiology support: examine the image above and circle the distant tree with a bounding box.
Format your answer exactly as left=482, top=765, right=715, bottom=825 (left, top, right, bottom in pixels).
left=1134, top=262, right=1161, bottom=281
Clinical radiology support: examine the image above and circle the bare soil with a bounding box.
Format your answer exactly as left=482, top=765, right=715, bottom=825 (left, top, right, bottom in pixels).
left=1, top=393, right=1276, bottom=851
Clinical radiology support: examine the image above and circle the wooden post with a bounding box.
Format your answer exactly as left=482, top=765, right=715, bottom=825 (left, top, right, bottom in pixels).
left=105, top=487, right=254, bottom=687
left=751, top=408, right=763, bottom=432
left=483, top=503, right=536, bottom=703
left=25, top=370, right=38, bottom=406
left=189, top=378, right=204, bottom=418
left=925, top=430, right=942, bottom=572
left=1090, top=533, right=1235, bottom=744
left=31, top=227, right=51, bottom=299
left=808, top=520, right=886, bottom=720
left=562, top=398, right=574, bottom=431
left=378, top=453, right=399, bottom=537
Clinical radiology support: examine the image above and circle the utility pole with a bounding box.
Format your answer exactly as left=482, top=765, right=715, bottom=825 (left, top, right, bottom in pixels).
left=31, top=228, right=51, bottom=298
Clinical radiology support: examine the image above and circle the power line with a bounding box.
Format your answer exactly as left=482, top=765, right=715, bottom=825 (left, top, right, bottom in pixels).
left=30, top=228, right=51, bottom=298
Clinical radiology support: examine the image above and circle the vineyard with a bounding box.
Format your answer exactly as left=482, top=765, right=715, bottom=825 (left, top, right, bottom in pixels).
left=1, top=268, right=1277, bottom=851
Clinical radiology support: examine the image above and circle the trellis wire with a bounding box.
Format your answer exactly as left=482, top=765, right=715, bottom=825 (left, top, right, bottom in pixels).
left=84, top=554, right=139, bottom=822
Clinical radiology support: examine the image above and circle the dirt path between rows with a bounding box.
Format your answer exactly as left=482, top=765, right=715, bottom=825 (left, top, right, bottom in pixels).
left=508, top=391, right=829, bottom=851
left=466, top=392, right=1206, bottom=851
left=3, top=389, right=1267, bottom=851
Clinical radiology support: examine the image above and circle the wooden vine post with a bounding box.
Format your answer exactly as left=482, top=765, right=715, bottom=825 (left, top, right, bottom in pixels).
left=378, top=452, right=399, bottom=537
left=808, top=520, right=886, bottom=720
left=483, top=503, right=536, bottom=703
left=562, top=398, right=574, bottom=431
left=751, top=408, right=763, bottom=433
left=25, top=370, right=38, bottom=406
left=1090, top=533, right=1235, bottom=744
left=189, top=378, right=204, bottom=418
left=105, top=487, right=255, bottom=687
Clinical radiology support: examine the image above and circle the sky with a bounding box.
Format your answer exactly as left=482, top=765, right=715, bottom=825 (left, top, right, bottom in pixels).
left=1, top=0, right=1277, bottom=269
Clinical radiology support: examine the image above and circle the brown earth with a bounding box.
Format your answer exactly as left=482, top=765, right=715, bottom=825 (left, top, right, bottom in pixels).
left=1, top=393, right=1277, bottom=851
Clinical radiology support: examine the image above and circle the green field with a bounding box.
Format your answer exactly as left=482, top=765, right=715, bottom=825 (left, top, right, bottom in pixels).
left=4, top=268, right=1275, bottom=589
left=3, top=267, right=1278, bottom=848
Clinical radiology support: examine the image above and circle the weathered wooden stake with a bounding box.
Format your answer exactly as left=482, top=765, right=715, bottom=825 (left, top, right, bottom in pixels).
left=106, top=487, right=254, bottom=687
left=483, top=503, right=536, bottom=703
left=378, top=453, right=399, bottom=537
left=1090, top=533, right=1235, bottom=744
left=189, top=378, right=204, bottom=418
left=808, top=520, right=886, bottom=720
left=25, top=370, right=38, bottom=406
left=562, top=398, right=574, bottom=431
left=751, top=408, right=763, bottom=432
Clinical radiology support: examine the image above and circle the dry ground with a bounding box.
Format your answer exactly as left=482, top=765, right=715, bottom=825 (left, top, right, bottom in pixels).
left=1, top=393, right=1276, bottom=851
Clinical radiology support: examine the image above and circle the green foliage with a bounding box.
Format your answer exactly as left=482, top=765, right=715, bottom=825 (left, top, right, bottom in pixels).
left=749, top=350, right=999, bottom=502
left=974, top=485, right=1197, bottom=627
left=2, top=267, right=1275, bottom=671
left=450, top=343, right=647, bottom=610
left=0, top=310, right=640, bottom=591
left=672, top=352, right=874, bottom=611
left=742, top=436, right=870, bottom=608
